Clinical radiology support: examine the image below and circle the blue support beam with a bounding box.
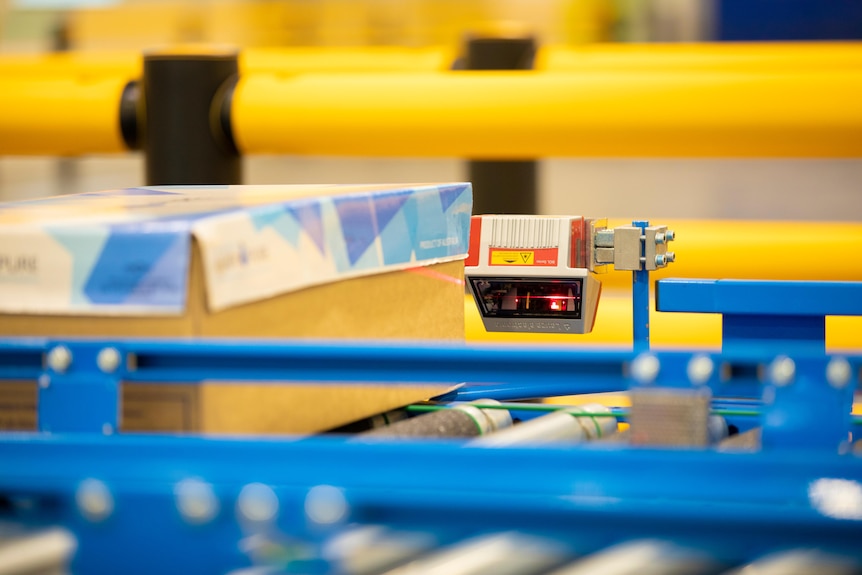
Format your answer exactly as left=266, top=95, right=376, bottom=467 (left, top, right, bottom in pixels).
left=1, top=338, right=860, bottom=450
left=631, top=220, right=651, bottom=351
left=38, top=342, right=124, bottom=434
left=655, top=279, right=862, bottom=352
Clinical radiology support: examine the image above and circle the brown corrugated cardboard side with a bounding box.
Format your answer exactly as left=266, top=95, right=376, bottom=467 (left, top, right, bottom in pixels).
left=0, top=241, right=465, bottom=433
left=2, top=382, right=460, bottom=435
left=0, top=381, right=37, bottom=431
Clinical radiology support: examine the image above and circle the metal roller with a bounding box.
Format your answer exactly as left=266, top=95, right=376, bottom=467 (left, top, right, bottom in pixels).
left=0, top=527, right=77, bottom=575
left=545, top=540, right=716, bottom=575
left=359, top=400, right=512, bottom=439
left=379, top=532, right=569, bottom=575
left=469, top=404, right=617, bottom=447
left=321, top=526, right=437, bottom=575
left=722, top=549, right=860, bottom=575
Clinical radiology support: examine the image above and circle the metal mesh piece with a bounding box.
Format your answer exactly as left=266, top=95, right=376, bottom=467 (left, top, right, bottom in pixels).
left=629, top=390, right=711, bottom=447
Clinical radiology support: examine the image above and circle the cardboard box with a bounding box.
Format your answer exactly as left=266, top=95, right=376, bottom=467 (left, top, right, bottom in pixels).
left=0, top=184, right=472, bottom=433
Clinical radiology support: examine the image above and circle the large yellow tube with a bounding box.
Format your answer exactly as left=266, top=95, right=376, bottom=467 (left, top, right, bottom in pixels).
left=537, top=42, right=862, bottom=73
left=598, top=220, right=862, bottom=289
left=3, top=43, right=861, bottom=78
left=0, top=77, right=129, bottom=156
left=233, top=70, right=862, bottom=158
left=2, top=47, right=862, bottom=157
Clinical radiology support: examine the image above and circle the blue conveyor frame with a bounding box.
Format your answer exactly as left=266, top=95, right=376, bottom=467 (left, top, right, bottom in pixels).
left=0, top=279, right=860, bottom=573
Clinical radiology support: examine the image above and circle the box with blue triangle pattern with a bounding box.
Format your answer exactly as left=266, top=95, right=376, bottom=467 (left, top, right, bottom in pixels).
left=0, top=183, right=472, bottom=340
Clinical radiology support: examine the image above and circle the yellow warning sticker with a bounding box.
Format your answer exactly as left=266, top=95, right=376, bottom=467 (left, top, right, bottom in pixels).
left=489, top=247, right=559, bottom=266
left=490, top=250, right=534, bottom=265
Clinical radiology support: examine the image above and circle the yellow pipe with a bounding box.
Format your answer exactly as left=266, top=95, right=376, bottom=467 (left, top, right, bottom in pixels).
left=596, top=220, right=862, bottom=289
left=537, top=42, right=862, bottom=73
left=232, top=70, right=862, bottom=158
left=3, top=49, right=862, bottom=157
left=3, top=43, right=862, bottom=78
left=0, top=77, right=129, bottom=156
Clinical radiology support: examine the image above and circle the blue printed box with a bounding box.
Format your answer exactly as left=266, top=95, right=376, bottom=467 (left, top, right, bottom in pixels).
left=0, top=183, right=472, bottom=339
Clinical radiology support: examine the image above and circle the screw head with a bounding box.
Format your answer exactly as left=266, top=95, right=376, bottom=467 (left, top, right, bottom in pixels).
left=665, top=230, right=676, bottom=242
left=687, top=355, right=714, bottom=385
left=96, top=347, right=122, bottom=374
left=655, top=233, right=666, bottom=245
left=305, top=485, right=348, bottom=526
left=655, top=254, right=666, bottom=266
left=769, top=356, right=796, bottom=386
left=237, top=483, right=278, bottom=523
left=46, top=346, right=72, bottom=373
left=665, top=251, right=675, bottom=263
left=76, top=479, right=113, bottom=522
left=826, top=357, right=853, bottom=389
left=175, top=478, right=219, bottom=525
left=631, top=353, right=660, bottom=385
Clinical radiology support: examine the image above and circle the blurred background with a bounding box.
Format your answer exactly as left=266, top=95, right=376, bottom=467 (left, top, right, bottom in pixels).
left=0, top=0, right=860, bottom=221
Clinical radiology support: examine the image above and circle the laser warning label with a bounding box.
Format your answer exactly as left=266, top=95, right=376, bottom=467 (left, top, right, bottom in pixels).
left=489, top=248, right=558, bottom=266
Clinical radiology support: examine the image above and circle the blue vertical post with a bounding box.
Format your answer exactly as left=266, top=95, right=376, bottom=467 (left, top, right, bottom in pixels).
left=632, top=220, right=650, bottom=351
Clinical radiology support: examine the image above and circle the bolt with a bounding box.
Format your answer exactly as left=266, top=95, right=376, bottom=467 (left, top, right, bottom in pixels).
left=175, top=478, right=219, bottom=525
left=655, top=254, right=666, bottom=267
left=687, top=355, right=714, bottom=385
left=46, top=346, right=72, bottom=373
left=826, top=357, right=853, bottom=389
left=665, top=230, right=676, bottom=242
left=665, top=251, right=675, bottom=263
left=631, top=353, right=660, bottom=384
left=305, top=485, right=348, bottom=526
left=96, top=347, right=122, bottom=374
left=655, top=233, right=666, bottom=245
left=769, top=356, right=796, bottom=386
left=76, top=479, right=113, bottom=522
left=237, top=483, right=278, bottom=523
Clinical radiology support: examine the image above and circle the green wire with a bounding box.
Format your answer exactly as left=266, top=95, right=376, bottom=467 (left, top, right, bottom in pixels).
left=712, top=409, right=761, bottom=417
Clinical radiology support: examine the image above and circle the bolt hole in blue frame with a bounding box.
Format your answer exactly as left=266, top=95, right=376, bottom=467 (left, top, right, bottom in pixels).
left=0, top=273, right=861, bottom=573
